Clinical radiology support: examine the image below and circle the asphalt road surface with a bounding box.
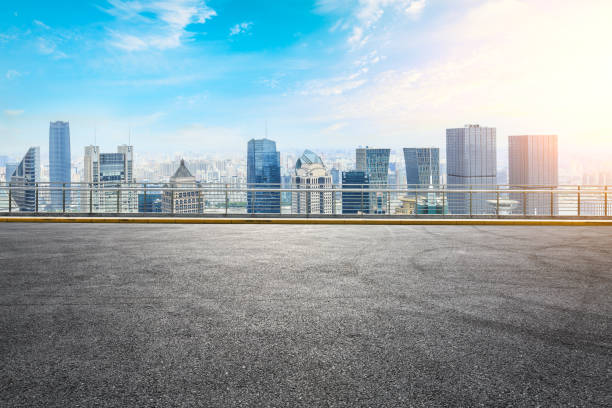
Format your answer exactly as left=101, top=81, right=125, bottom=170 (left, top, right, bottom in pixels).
left=1, top=223, right=611, bottom=407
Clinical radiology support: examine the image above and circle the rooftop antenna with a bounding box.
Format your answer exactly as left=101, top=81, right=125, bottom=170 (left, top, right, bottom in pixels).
left=94, top=126, right=97, bottom=146
left=129, top=127, right=131, bottom=146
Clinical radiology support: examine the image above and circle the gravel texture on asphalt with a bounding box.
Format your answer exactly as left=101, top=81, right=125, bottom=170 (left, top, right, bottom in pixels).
left=1, top=223, right=611, bottom=407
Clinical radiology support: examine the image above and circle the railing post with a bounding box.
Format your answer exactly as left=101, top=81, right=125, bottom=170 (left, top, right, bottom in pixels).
left=414, top=187, right=418, bottom=217
left=550, top=188, right=554, bottom=217
left=62, top=183, right=66, bottom=213
left=442, top=186, right=446, bottom=216
left=361, top=185, right=364, bottom=214
left=8, top=183, right=12, bottom=213
left=332, top=185, right=336, bottom=215
left=35, top=183, right=39, bottom=213
left=89, top=183, right=93, bottom=214
left=171, top=188, right=175, bottom=214
left=143, top=183, right=147, bottom=213
left=523, top=190, right=527, bottom=216
left=225, top=184, right=229, bottom=215
left=199, top=188, right=203, bottom=214
left=496, top=188, right=500, bottom=217
left=577, top=186, right=581, bottom=217
left=387, top=189, right=390, bottom=215
left=469, top=185, right=472, bottom=217
left=117, top=188, right=120, bottom=213
left=605, top=186, right=608, bottom=217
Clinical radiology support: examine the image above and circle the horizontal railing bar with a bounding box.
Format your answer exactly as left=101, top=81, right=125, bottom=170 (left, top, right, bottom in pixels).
left=1, top=187, right=610, bottom=194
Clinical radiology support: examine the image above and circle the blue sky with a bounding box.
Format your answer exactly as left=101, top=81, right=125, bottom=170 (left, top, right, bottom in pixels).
left=1, top=0, right=611, bottom=160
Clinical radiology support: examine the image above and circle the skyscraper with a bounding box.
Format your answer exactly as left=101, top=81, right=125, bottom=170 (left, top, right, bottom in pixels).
left=403, top=148, right=440, bottom=186
left=9, top=147, right=40, bottom=211
left=355, top=147, right=390, bottom=214
left=446, top=125, right=497, bottom=214
left=247, top=138, right=281, bottom=214
left=49, top=121, right=71, bottom=211
left=82, top=145, right=135, bottom=212
left=342, top=171, right=370, bottom=214
left=291, top=150, right=333, bottom=214
left=509, top=135, right=558, bottom=215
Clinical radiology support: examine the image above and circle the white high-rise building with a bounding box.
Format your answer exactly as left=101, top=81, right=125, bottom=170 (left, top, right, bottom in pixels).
left=291, top=150, right=333, bottom=214
left=81, top=145, right=135, bottom=212
left=509, top=135, right=558, bottom=215
left=446, top=125, right=497, bottom=214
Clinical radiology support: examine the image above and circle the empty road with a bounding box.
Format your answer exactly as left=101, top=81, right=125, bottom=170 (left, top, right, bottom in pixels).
left=1, top=223, right=611, bottom=407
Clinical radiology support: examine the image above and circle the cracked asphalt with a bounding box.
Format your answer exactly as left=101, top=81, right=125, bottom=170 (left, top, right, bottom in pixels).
left=1, top=223, right=611, bottom=407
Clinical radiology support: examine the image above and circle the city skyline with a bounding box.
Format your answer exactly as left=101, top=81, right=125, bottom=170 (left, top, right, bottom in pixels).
left=1, top=1, right=611, bottom=161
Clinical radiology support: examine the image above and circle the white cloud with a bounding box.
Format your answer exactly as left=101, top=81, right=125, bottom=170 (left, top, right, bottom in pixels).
left=103, top=0, right=217, bottom=51
left=0, top=33, right=18, bottom=43
left=301, top=0, right=612, bottom=151
left=317, top=0, right=426, bottom=47
left=33, top=20, right=50, bottom=29
left=405, top=0, right=425, bottom=17
left=4, top=109, right=24, bottom=116
left=37, top=37, right=67, bottom=58
left=229, top=22, right=253, bottom=36
left=5, top=70, right=21, bottom=80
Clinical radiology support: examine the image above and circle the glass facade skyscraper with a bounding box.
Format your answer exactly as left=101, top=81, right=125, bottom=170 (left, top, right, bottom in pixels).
left=403, top=148, right=440, bottom=186
left=446, top=124, right=497, bottom=214
left=342, top=170, right=370, bottom=214
left=355, top=147, right=390, bottom=214
left=10, top=147, right=40, bottom=211
left=49, top=121, right=71, bottom=211
left=509, top=135, right=558, bottom=215
left=247, top=138, right=281, bottom=214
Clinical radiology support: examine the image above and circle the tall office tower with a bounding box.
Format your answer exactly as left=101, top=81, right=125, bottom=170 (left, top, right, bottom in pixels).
left=247, top=138, right=281, bottom=214
left=446, top=125, right=497, bottom=214
left=403, top=148, right=440, bottom=186
left=162, top=159, right=202, bottom=214
left=342, top=170, right=370, bottom=214
left=9, top=147, right=40, bottom=211
left=49, top=121, right=71, bottom=211
left=82, top=145, right=135, bottom=212
left=291, top=150, right=333, bottom=214
left=509, top=135, right=558, bottom=215
left=355, top=147, right=390, bottom=214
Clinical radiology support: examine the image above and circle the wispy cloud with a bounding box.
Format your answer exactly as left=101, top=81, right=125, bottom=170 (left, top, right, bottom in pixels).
left=317, top=0, right=427, bottom=48
left=102, top=0, right=217, bottom=51
left=5, top=70, right=21, bottom=80
left=37, top=37, right=67, bottom=58
left=4, top=109, right=24, bottom=116
left=33, top=20, right=50, bottom=29
left=229, top=22, right=253, bottom=36
left=0, top=33, right=18, bottom=43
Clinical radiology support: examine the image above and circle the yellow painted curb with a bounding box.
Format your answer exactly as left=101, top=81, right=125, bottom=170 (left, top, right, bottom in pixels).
left=1, top=216, right=612, bottom=226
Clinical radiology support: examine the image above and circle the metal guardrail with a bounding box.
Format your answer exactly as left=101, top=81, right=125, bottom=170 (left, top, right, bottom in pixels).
left=0, top=182, right=610, bottom=217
